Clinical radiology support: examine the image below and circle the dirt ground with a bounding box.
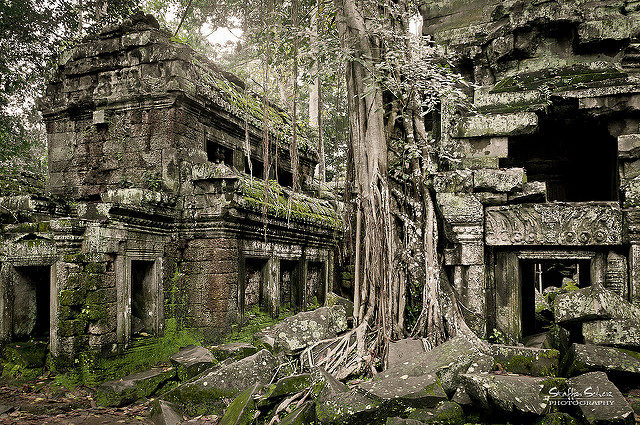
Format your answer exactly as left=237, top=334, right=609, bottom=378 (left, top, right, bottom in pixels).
left=0, top=378, right=219, bottom=425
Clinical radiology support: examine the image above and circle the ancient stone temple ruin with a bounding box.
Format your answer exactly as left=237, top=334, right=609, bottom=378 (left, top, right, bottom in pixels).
left=423, top=0, right=640, bottom=344
left=0, top=15, right=339, bottom=365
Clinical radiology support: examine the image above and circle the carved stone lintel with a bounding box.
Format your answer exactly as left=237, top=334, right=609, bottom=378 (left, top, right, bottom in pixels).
left=485, top=202, right=622, bottom=246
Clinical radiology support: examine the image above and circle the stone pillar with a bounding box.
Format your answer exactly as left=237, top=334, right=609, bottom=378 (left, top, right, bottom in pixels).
left=0, top=263, right=11, bottom=343
left=262, top=257, right=280, bottom=317
left=630, top=245, right=640, bottom=306
left=605, top=251, right=628, bottom=299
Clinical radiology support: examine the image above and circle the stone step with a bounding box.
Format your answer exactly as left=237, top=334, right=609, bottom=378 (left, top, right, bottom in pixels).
left=97, top=366, right=176, bottom=407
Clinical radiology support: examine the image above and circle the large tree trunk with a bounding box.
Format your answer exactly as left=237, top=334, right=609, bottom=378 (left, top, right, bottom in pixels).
left=309, top=2, right=326, bottom=183
left=334, top=0, right=477, bottom=363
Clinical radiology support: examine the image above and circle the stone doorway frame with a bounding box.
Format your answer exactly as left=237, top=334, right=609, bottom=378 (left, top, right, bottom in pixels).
left=116, top=254, right=163, bottom=345
left=493, top=249, right=605, bottom=343
left=0, top=260, right=58, bottom=352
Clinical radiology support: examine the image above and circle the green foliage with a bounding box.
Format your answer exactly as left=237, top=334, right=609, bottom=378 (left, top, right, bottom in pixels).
left=222, top=305, right=294, bottom=344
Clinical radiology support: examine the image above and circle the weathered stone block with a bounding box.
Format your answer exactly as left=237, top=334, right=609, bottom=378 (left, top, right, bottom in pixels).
left=455, top=112, right=538, bottom=138
left=463, top=137, right=508, bottom=158
left=436, top=193, right=483, bottom=226
left=554, top=284, right=640, bottom=324
left=433, top=170, right=473, bottom=193
left=567, top=372, right=633, bottom=425
left=474, top=192, right=507, bottom=205
left=490, top=344, right=559, bottom=376
left=387, top=339, right=425, bottom=368
left=210, top=343, right=258, bottom=362
left=508, top=181, right=547, bottom=203
left=619, top=134, right=640, bottom=158
left=473, top=168, right=525, bottom=193
left=169, top=345, right=215, bottom=381
left=149, top=399, right=183, bottom=425
left=96, top=367, right=175, bottom=407
left=218, top=383, right=262, bottom=425
left=568, top=343, right=640, bottom=376
left=461, top=373, right=555, bottom=415
left=582, top=319, right=640, bottom=349
left=315, top=389, right=383, bottom=425
left=162, top=349, right=277, bottom=416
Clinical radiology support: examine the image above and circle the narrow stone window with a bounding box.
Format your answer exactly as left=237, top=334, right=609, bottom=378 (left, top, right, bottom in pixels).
left=130, top=260, right=156, bottom=336
left=12, top=266, right=50, bottom=341
left=206, top=140, right=233, bottom=167
left=244, top=157, right=265, bottom=179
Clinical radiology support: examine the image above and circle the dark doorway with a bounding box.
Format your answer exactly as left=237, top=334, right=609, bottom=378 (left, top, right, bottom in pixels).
left=307, top=262, right=325, bottom=307
left=244, top=157, right=265, bottom=179
left=242, top=258, right=267, bottom=314
left=520, top=259, right=590, bottom=336
left=280, top=260, right=301, bottom=311
left=13, top=266, right=50, bottom=341
left=502, top=111, right=618, bottom=201
left=131, top=260, right=156, bottom=336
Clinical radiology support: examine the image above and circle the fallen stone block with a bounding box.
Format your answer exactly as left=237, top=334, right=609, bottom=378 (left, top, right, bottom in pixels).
left=455, top=112, right=538, bottom=138
left=490, top=344, right=559, bottom=376
left=387, top=339, right=425, bottom=369
left=357, top=371, right=448, bottom=409
left=386, top=418, right=425, bottom=425
left=568, top=343, right=640, bottom=377
left=473, top=168, right=526, bottom=193
left=256, top=374, right=312, bottom=407
left=433, top=170, right=473, bottom=193
left=270, top=305, right=347, bottom=353
left=162, top=349, right=277, bottom=416
left=3, top=342, right=47, bottom=369
left=169, top=345, right=215, bottom=381
left=315, top=389, right=384, bottom=425
left=325, top=292, right=354, bottom=318
left=407, top=401, right=464, bottom=424
left=582, top=319, right=640, bottom=349
left=210, top=342, right=259, bottom=362
left=280, top=401, right=316, bottom=425
left=310, top=367, right=348, bottom=402
left=371, top=336, right=492, bottom=395
left=535, top=412, right=579, bottom=425
left=567, top=371, right=633, bottom=425
left=97, top=367, right=176, bottom=407
left=554, top=283, right=640, bottom=324
left=219, top=383, right=262, bottom=425
left=508, top=181, right=546, bottom=203
left=149, top=399, right=183, bottom=425
left=461, top=373, right=557, bottom=415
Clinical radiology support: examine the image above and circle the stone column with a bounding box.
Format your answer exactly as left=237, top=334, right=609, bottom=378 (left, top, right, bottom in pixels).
left=262, top=257, right=280, bottom=317
left=630, top=245, right=640, bottom=306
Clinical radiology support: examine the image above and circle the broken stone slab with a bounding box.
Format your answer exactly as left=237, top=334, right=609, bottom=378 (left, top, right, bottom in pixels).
left=367, top=336, right=492, bottom=396
left=461, top=373, right=558, bottom=415
left=325, top=292, right=354, bottom=318
left=269, top=305, right=348, bottom=354
left=210, top=343, right=259, bottom=362
left=169, top=345, right=215, bottom=381
left=218, top=383, right=262, bottom=425
left=568, top=343, right=640, bottom=377
left=433, top=170, right=473, bottom=193
left=407, top=401, right=465, bottom=424
left=508, top=181, right=547, bottom=203
left=310, top=367, right=348, bottom=402
left=490, top=344, right=560, bottom=376
left=386, top=418, right=425, bottom=425
left=473, top=168, right=526, bottom=193
left=162, top=349, right=277, bottom=416
left=387, top=339, right=425, bottom=369
left=582, top=319, right=640, bottom=349
left=357, top=371, right=448, bottom=409
left=451, top=386, right=473, bottom=406
left=97, top=366, right=176, bottom=407
left=553, top=283, right=640, bottom=324
left=618, top=134, right=640, bottom=159
left=315, top=389, right=384, bottom=425
left=454, top=112, right=538, bottom=138
left=149, top=399, right=183, bottom=425
left=256, top=374, right=312, bottom=407
left=567, top=372, right=634, bottom=425
left=280, top=401, right=316, bottom=425
left=535, top=412, right=579, bottom=425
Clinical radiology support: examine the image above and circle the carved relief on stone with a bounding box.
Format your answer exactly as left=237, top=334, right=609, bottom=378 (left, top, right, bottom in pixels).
left=485, top=202, right=622, bottom=246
